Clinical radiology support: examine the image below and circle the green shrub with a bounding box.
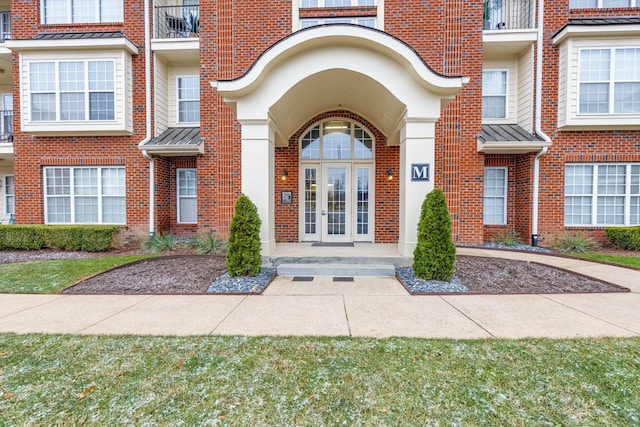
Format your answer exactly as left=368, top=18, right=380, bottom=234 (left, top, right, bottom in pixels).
left=226, top=194, right=262, bottom=277
left=490, top=230, right=523, bottom=247
left=605, top=226, right=640, bottom=251
left=189, top=234, right=227, bottom=254
left=552, top=232, right=601, bottom=253
left=142, top=233, right=177, bottom=253
left=0, top=225, right=119, bottom=252
left=413, top=188, right=456, bottom=281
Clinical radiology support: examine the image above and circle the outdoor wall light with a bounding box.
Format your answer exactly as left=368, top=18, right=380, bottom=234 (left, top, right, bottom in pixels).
left=281, top=169, right=288, bottom=181
left=387, top=168, right=393, bottom=181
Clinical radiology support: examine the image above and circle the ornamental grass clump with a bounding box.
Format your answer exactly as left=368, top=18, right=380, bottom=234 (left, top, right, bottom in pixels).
left=413, top=188, right=456, bottom=281
left=226, top=194, right=262, bottom=277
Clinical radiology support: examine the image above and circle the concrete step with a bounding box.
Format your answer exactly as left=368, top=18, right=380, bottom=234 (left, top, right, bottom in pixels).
left=277, top=263, right=396, bottom=277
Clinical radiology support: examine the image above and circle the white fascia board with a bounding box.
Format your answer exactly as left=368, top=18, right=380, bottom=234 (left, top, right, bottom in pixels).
left=6, top=38, right=139, bottom=55
left=212, top=26, right=466, bottom=99
left=136, top=144, right=204, bottom=156
left=477, top=138, right=552, bottom=154
left=552, top=24, right=640, bottom=45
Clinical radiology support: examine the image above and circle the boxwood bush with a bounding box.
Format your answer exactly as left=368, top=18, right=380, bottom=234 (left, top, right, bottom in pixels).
left=0, top=225, right=120, bottom=252
left=226, top=194, right=262, bottom=277
left=605, top=226, right=640, bottom=250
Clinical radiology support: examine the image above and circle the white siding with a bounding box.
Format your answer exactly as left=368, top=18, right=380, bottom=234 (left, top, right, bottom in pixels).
left=154, top=57, right=169, bottom=135
left=557, top=40, right=569, bottom=129
left=516, top=46, right=534, bottom=132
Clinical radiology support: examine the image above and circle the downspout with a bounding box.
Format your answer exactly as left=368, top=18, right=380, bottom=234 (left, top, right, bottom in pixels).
left=532, top=0, right=552, bottom=246
left=140, top=0, right=154, bottom=236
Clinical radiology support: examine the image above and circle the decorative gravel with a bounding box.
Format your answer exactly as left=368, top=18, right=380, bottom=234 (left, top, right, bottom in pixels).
left=469, top=243, right=555, bottom=254
left=396, top=266, right=468, bottom=294
left=207, top=268, right=277, bottom=294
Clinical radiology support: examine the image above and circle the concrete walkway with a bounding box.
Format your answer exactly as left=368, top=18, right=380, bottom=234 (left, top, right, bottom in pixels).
left=0, top=248, right=639, bottom=339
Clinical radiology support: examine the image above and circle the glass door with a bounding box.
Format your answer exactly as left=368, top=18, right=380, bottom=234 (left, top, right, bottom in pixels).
left=322, top=164, right=351, bottom=242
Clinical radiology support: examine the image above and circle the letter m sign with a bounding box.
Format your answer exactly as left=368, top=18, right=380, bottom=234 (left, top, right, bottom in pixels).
left=411, top=164, right=430, bottom=182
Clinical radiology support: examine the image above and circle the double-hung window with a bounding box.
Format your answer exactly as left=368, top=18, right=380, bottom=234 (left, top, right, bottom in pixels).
left=177, top=169, right=197, bottom=223
left=177, top=76, right=200, bottom=123
left=44, top=166, right=126, bottom=224
left=484, top=167, right=508, bottom=225
left=565, top=164, right=640, bottom=226
left=579, top=48, right=640, bottom=114
left=570, top=0, right=637, bottom=7
left=482, top=70, right=508, bottom=119
left=42, top=0, right=123, bottom=24
left=3, top=175, right=13, bottom=215
left=30, top=60, right=115, bottom=122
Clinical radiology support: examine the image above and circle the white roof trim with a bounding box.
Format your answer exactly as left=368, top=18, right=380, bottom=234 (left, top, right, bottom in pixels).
left=477, top=138, right=552, bottom=154
left=553, top=24, right=640, bottom=45
left=211, top=25, right=467, bottom=98
left=6, top=38, right=139, bottom=55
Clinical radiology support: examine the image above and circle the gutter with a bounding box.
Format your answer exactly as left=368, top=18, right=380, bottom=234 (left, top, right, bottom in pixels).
left=532, top=0, right=552, bottom=246
left=138, top=0, right=154, bottom=236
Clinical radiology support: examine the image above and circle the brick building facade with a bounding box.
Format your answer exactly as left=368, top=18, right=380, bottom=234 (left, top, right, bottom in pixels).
left=0, top=0, right=638, bottom=255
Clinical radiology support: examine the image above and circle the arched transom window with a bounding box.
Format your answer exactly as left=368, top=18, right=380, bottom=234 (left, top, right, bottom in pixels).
left=300, top=119, right=374, bottom=160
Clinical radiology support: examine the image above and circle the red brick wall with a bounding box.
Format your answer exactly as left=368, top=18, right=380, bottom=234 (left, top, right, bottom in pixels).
left=535, top=2, right=640, bottom=245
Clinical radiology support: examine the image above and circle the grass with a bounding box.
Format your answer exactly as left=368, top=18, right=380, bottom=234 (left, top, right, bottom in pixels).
left=0, top=335, right=638, bottom=426
left=0, top=255, right=153, bottom=294
left=569, top=252, right=640, bottom=269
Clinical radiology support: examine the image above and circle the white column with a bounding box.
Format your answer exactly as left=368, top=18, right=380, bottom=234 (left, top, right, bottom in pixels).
left=240, top=120, right=276, bottom=255
left=398, top=118, right=436, bottom=257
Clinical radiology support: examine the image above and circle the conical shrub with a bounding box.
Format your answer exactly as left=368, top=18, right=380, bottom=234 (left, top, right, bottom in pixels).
left=226, top=194, right=262, bottom=277
left=413, top=188, right=456, bottom=281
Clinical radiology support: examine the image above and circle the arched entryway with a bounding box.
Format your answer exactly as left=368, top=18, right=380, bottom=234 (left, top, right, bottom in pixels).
left=298, top=118, right=375, bottom=243
left=212, top=25, right=467, bottom=255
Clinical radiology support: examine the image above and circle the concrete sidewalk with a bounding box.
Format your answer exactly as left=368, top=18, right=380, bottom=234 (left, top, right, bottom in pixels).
left=0, top=248, right=638, bottom=339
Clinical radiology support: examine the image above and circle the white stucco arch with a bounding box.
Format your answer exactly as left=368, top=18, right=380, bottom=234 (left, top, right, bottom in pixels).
left=212, top=25, right=467, bottom=255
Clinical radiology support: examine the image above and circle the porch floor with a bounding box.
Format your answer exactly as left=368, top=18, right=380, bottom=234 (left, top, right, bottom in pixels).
left=269, top=242, right=404, bottom=259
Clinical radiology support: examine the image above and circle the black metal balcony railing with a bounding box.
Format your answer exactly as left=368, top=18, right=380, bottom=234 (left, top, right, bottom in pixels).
left=155, top=5, right=199, bottom=39
left=1, top=110, right=13, bottom=142
left=484, top=0, right=535, bottom=31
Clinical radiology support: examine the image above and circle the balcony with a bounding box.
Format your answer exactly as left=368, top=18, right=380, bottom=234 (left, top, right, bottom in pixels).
left=0, top=11, right=10, bottom=43
left=483, top=0, right=535, bottom=31
left=154, top=4, right=199, bottom=39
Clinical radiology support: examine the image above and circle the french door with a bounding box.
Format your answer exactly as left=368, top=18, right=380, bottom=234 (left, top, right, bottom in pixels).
left=301, top=163, right=373, bottom=243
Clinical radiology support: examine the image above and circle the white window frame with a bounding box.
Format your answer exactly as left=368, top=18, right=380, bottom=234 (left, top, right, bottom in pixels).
left=578, top=47, right=640, bottom=116
left=29, top=59, right=115, bottom=122
left=0, top=11, right=10, bottom=43
left=483, top=167, right=508, bottom=225
left=177, top=168, right=197, bottom=224
left=300, top=0, right=376, bottom=7
left=482, top=69, right=509, bottom=120
left=300, top=17, right=376, bottom=29
left=176, top=75, right=200, bottom=124
left=570, top=0, right=637, bottom=8
left=564, top=163, right=640, bottom=226
left=3, top=174, right=14, bottom=215
left=20, top=51, right=132, bottom=135
left=43, top=166, right=126, bottom=224
left=41, top=0, right=124, bottom=24
left=293, top=0, right=383, bottom=31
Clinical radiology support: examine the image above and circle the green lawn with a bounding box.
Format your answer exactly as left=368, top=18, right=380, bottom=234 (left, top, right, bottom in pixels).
left=569, top=252, right=640, bottom=269
left=0, top=255, right=153, bottom=294
left=0, top=335, right=638, bottom=426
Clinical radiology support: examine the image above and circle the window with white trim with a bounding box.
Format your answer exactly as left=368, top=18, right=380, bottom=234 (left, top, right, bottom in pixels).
left=300, top=17, right=376, bottom=28
left=42, top=0, right=123, bottom=24
left=177, top=76, right=200, bottom=123
left=482, top=70, right=508, bottom=119
left=177, top=169, right=197, bottom=223
left=579, top=48, right=640, bottom=114
left=301, top=0, right=375, bottom=7
left=3, top=175, right=14, bottom=215
left=565, top=164, right=640, bottom=226
left=570, top=0, right=637, bottom=8
left=484, top=167, right=508, bottom=225
left=44, top=166, right=126, bottom=224
left=30, top=60, right=115, bottom=122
